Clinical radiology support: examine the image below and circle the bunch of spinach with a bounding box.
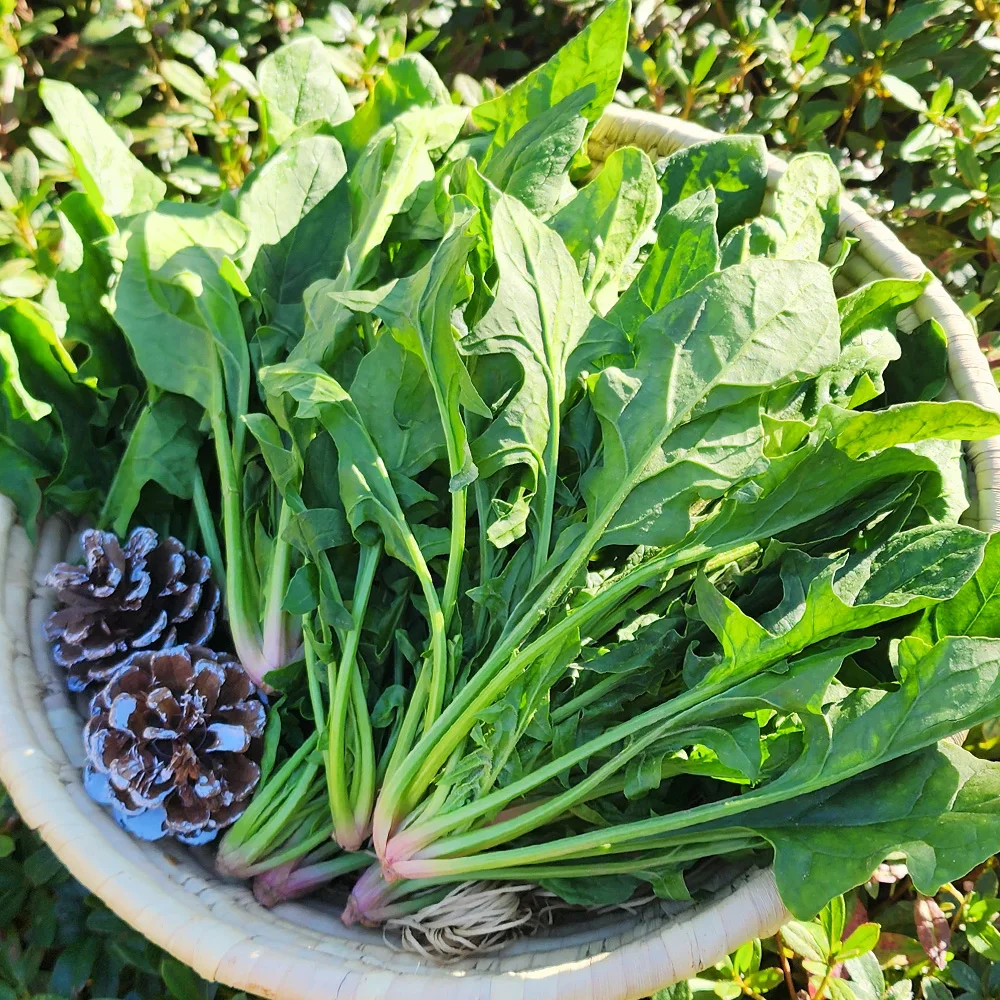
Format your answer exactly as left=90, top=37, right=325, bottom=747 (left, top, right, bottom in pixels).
left=11, top=0, right=1000, bottom=933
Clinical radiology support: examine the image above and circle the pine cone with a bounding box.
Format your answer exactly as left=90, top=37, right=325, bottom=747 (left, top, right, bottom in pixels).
left=83, top=646, right=266, bottom=845
left=44, top=528, right=220, bottom=691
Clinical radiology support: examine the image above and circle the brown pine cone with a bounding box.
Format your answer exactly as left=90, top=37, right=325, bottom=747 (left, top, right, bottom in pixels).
left=83, top=646, right=266, bottom=844
left=45, top=528, right=220, bottom=691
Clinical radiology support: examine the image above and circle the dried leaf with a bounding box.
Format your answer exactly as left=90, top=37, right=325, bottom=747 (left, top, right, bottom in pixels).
left=914, top=897, right=950, bottom=970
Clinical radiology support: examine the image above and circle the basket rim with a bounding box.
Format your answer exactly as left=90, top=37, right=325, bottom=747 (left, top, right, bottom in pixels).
left=1, top=105, right=996, bottom=1000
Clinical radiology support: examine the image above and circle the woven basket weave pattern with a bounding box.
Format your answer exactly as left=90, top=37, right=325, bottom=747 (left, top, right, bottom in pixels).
left=0, top=106, right=998, bottom=1000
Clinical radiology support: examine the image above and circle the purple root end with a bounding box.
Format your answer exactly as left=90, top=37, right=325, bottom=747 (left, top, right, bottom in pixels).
left=253, top=859, right=339, bottom=907
left=342, top=863, right=388, bottom=926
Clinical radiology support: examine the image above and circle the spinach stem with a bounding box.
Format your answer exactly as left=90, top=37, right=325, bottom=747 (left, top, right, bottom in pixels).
left=303, top=621, right=326, bottom=743
left=210, top=410, right=266, bottom=686
left=401, top=667, right=927, bottom=879
left=399, top=836, right=763, bottom=883
left=387, top=681, right=709, bottom=864
left=216, top=742, right=325, bottom=876
left=241, top=819, right=333, bottom=877
left=531, top=376, right=561, bottom=583
left=328, top=543, right=381, bottom=850
left=237, top=765, right=324, bottom=865
left=375, top=494, right=643, bottom=847
left=404, top=535, right=448, bottom=732
left=374, top=536, right=760, bottom=856
left=472, top=480, right=493, bottom=649
left=261, top=498, right=294, bottom=671
left=350, top=663, right=377, bottom=838
left=397, top=823, right=761, bottom=879
left=379, top=540, right=704, bottom=834
left=191, top=463, right=225, bottom=595
left=222, top=732, right=318, bottom=849
left=382, top=667, right=429, bottom=784
left=549, top=673, right=623, bottom=725
left=442, top=486, right=466, bottom=631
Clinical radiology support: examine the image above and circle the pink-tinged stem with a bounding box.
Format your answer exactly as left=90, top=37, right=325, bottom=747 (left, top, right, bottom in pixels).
left=253, top=860, right=304, bottom=906
left=381, top=796, right=552, bottom=876
left=229, top=619, right=271, bottom=693
left=381, top=827, right=425, bottom=880
left=341, top=864, right=433, bottom=925
left=255, top=851, right=371, bottom=907
left=342, top=864, right=388, bottom=927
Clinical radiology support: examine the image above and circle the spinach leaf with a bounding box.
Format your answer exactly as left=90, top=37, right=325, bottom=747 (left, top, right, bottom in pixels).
left=751, top=742, right=1000, bottom=918
left=237, top=134, right=350, bottom=335
left=375, top=222, right=488, bottom=492
left=471, top=0, right=629, bottom=148
left=656, top=135, right=768, bottom=233
left=839, top=276, right=927, bottom=345
left=39, top=80, right=164, bottom=217
left=348, top=332, right=446, bottom=480
left=599, top=400, right=765, bottom=548
left=911, top=531, right=1000, bottom=642
left=463, top=194, right=593, bottom=574
left=100, top=394, right=204, bottom=535
left=550, top=145, right=660, bottom=314
left=0, top=298, right=110, bottom=516
left=771, top=153, right=841, bottom=260
left=587, top=259, right=840, bottom=544
left=886, top=318, right=949, bottom=403
left=719, top=216, right=784, bottom=267
left=481, top=88, right=591, bottom=218
left=0, top=422, right=49, bottom=528
left=608, top=186, right=720, bottom=335
left=256, top=36, right=353, bottom=148
left=45, top=192, right=137, bottom=402
left=292, top=105, right=467, bottom=365
left=111, top=203, right=248, bottom=420
left=695, top=524, right=986, bottom=686
left=334, top=55, right=450, bottom=163
left=820, top=400, right=1000, bottom=458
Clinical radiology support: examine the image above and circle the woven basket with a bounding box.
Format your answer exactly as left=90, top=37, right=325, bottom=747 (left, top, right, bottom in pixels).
left=2, top=105, right=999, bottom=1000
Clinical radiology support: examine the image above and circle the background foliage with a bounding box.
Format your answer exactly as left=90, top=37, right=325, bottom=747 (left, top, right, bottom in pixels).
left=4, top=0, right=1000, bottom=353
left=4, top=0, right=1000, bottom=998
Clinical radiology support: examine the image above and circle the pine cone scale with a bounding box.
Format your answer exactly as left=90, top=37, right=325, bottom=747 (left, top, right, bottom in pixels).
left=215, top=703, right=266, bottom=735
left=107, top=691, right=141, bottom=731
left=88, top=726, right=130, bottom=768
left=146, top=687, right=180, bottom=718
left=214, top=753, right=260, bottom=801
left=167, top=794, right=212, bottom=836
left=191, top=658, right=225, bottom=705
left=142, top=725, right=180, bottom=741
left=206, top=722, right=252, bottom=753
left=132, top=609, right=170, bottom=649
left=194, top=771, right=223, bottom=800
left=170, top=742, right=203, bottom=785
